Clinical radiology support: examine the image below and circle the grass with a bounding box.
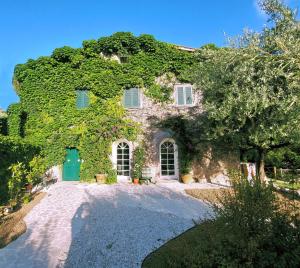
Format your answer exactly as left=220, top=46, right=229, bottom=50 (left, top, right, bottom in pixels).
left=142, top=187, right=300, bottom=268
left=142, top=221, right=214, bottom=268
left=272, top=179, right=300, bottom=190
left=0, top=192, right=46, bottom=248
left=185, top=188, right=231, bottom=204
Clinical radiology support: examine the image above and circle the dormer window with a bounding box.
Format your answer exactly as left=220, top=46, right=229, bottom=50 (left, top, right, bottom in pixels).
left=123, top=88, right=141, bottom=108
left=175, top=85, right=193, bottom=106
left=76, top=90, right=89, bottom=109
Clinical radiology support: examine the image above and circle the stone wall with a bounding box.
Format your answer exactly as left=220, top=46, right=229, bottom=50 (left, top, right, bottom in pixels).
left=125, top=83, right=240, bottom=184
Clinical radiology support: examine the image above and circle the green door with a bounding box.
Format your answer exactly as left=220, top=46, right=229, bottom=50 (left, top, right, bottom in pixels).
left=63, top=148, right=80, bottom=181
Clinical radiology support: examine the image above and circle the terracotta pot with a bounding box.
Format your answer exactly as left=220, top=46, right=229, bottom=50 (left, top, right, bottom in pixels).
left=181, top=174, right=194, bottom=184
left=95, top=174, right=107, bottom=184
left=25, top=183, right=33, bottom=193
left=133, top=178, right=139, bottom=185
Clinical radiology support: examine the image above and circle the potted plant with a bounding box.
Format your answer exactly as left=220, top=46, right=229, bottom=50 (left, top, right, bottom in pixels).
left=180, top=159, right=194, bottom=184
left=95, top=173, right=107, bottom=184
left=133, top=178, right=139, bottom=185
left=132, top=146, right=145, bottom=185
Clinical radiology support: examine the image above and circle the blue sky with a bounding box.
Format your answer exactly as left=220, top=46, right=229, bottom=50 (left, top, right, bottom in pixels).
left=0, top=0, right=298, bottom=110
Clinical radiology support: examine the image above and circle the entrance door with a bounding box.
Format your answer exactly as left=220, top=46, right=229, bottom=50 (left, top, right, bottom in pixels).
left=63, top=148, right=80, bottom=181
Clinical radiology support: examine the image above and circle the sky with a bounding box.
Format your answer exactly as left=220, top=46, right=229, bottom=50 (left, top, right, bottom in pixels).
left=0, top=0, right=299, bottom=110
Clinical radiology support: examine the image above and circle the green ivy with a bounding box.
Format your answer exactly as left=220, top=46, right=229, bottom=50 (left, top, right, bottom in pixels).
left=132, top=146, right=146, bottom=179
left=8, top=32, right=197, bottom=182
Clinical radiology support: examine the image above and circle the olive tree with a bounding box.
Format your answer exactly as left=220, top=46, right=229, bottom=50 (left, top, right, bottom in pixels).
left=193, top=0, right=300, bottom=179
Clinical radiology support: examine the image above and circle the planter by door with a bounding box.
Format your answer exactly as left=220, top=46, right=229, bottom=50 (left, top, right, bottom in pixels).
left=63, top=148, right=80, bottom=181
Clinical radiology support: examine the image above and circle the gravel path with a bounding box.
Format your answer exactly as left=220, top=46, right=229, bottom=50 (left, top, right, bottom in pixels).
left=0, top=182, right=214, bottom=268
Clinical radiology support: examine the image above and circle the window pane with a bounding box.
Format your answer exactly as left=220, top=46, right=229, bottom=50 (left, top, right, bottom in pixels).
left=177, top=87, right=184, bottom=105
left=168, top=165, right=175, bottom=170
left=168, top=154, right=174, bottom=159
left=160, top=141, right=176, bottom=176
left=116, top=142, right=130, bottom=176
left=123, top=89, right=132, bottom=108
left=168, top=159, right=174, bottom=165
left=185, top=87, right=193, bottom=105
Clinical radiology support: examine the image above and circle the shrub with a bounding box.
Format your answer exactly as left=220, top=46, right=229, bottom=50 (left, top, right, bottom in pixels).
left=0, top=135, right=40, bottom=205
left=8, top=162, right=27, bottom=203
left=132, top=146, right=145, bottom=179
left=171, top=172, right=300, bottom=267
left=26, top=155, right=47, bottom=186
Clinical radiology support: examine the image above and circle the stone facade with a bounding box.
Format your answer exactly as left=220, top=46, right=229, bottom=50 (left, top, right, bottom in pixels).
left=118, top=79, right=240, bottom=184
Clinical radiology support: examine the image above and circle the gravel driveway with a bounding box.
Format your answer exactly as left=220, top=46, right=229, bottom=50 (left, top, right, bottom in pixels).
left=0, top=182, right=215, bottom=268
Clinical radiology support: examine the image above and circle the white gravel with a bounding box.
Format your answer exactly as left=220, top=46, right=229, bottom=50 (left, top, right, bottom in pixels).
left=0, top=182, right=215, bottom=268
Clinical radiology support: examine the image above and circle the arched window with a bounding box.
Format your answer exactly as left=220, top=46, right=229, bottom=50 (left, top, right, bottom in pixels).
left=160, top=141, right=175, bottom=176
left=117, top=142, right=130, bottom=176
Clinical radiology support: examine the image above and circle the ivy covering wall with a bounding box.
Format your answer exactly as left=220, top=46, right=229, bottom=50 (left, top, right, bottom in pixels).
left=9, top=32, right=197, bottom=181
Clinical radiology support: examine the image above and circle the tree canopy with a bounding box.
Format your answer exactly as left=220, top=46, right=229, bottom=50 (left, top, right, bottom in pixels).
left=193, top=0, right=300, bottom=178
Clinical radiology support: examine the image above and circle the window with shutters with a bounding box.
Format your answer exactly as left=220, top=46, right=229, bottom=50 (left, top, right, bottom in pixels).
left=175, top=85, right=193, bottom=106
left=76, top=90, right=89, bottom=109
left=123, top=88, right=141, bottom=108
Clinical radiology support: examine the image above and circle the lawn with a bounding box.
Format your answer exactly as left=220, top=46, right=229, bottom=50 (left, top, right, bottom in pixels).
left=273, top=179, right=300, bottom=191
left=142, top=220, right=214, bottom=268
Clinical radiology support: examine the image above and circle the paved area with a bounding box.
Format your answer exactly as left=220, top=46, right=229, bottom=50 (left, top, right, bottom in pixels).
left=0, top=182, right=216, bottom=268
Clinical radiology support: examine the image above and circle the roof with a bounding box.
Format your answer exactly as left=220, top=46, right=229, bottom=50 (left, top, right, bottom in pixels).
left=175, top=45, right=196, bottom=52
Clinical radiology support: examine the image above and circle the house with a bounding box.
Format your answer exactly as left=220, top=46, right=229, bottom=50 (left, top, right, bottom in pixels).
left=7, top=33, right=239, bottom=184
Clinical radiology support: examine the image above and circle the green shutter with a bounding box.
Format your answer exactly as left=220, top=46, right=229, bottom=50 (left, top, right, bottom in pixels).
left=177, top=87, right=184, bottom=105
left=76, top=90, right=89, bottom=109
left=131, top=88, right=140, bottom=107
left=123, top=89, right=132, bottom=107
left=123, top=88, right=140, bottom=108
left=83, top=91, right=89, bottom=107
left=185, top=87, right=193, bottom=105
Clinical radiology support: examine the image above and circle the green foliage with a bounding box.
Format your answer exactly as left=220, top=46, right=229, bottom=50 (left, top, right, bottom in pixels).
left=168, top=173, right=300, bottom=267
left=10, top=32, right=196, bottom=182
left=0, top=110, right=7, bottom=135
left=7, top=154, right=45, bottom=204
left=22, top=193, right=31, bottom=204
left=51, top=46, right=80, bottom=63
left=8, top=162, right=27, bottom=202
left=146, top=84, right=173, bottom=103
left=7, top=103, right=22, bottom=137
left=98, top=32, right=141, bottom=56
left=105, top=169, right=117, bottom=184
left=192, top=0, right=300, bottom=177
left=132, top=146, right=145, bottom=179
left=266, top=146, right=300, bottom=169
left=27, top=155, right=47, bottom=185
left=0, top=135, right=39, bottom=205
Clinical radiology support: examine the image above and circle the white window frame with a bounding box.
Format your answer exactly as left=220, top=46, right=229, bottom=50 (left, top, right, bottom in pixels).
left=159, top=138, right=179, bottom=180
left=123, top=87, right=143, bottom=109
left=111, top=139, right=133, bottom=182
left=174, top=84, right=194, bottom=106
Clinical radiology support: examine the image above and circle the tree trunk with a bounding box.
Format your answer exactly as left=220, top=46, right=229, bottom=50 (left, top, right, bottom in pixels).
left=258, top=149, right=266, bottom=181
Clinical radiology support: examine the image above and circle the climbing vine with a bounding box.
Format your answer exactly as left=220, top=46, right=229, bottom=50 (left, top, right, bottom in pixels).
left=9, top=32, right=197, bottom=182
